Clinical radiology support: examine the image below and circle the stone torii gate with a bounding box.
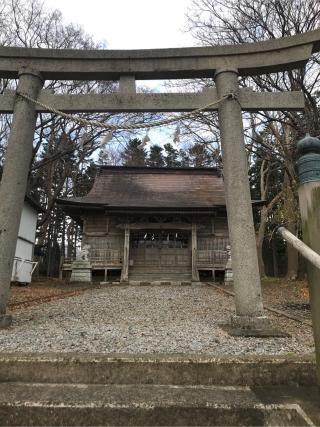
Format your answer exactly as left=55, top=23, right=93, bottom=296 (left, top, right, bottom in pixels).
left=0, top=30, right=320, bottom=331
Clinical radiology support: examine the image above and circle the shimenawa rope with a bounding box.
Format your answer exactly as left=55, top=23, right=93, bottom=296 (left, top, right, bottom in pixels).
left=16, top=91, right=233, bottom=131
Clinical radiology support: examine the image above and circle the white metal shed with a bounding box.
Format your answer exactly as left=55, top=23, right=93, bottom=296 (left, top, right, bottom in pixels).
left=11, top=196, right=43, bottom=284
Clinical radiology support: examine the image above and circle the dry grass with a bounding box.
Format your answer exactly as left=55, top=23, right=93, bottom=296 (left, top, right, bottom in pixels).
left=8, top=278, right=88, bottom=311
left=223, top=277, right=311, bottom=322
left=262, top=277, right=309, bottom=301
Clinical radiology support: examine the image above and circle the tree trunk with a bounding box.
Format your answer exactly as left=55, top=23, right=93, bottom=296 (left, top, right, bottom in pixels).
left=257, top=206, right=268, bottom=277
left=283, top=174, right=299, bottom=280
left=286, top=219, right=299, bottom=280
left=66, top=220, right=75, bottom=259
left=272, top=238, right=279, bottom=277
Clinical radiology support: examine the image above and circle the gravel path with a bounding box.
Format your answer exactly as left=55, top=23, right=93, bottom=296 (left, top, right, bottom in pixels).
left=0, top=285, right=315, bottom=355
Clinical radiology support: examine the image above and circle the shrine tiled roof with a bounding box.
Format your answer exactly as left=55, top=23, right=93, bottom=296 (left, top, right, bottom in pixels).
left=57, top=166, right=226, bottom=210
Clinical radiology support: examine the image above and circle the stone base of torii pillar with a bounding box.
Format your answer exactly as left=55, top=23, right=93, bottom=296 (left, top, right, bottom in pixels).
left=222, top=248, right=289, bottom=337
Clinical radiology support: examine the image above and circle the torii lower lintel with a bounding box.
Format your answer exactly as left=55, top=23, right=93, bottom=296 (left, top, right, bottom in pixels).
left=0, top=90, right=304, bottom=113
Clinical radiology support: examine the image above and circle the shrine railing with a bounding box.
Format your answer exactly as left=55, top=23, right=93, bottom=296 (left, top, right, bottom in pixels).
left=62, top=249, right=122, bottom=269
left=197, top=249, right=228, bottom=269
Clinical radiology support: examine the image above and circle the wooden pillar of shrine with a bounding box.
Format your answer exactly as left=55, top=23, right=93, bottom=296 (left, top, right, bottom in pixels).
left=121, top=226, right=130, bottom=282
left=191, top=223, right=200, bottom=282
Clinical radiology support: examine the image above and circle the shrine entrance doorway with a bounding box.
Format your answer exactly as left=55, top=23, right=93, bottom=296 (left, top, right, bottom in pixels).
left=129, top=230, right=192, bottom=281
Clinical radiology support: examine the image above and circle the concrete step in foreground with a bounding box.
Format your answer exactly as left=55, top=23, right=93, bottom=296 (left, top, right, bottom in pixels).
left=0, top=353, right=316, bottom=386
left=0, top=353, right=318, bottom=426
left=0, top=382, right=318, bottom=426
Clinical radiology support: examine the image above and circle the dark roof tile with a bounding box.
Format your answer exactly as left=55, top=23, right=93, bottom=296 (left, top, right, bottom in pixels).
left=58, top=166, right=226, bottom=209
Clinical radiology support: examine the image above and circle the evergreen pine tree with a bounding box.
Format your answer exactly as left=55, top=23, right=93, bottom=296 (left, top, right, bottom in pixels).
left=147, top=144, right=165, bottom=167
left=163, top=143, right=181, bottom=167
left=122, top=138, right=147, bottom=166
left=178, top=149, right=190, bottom=167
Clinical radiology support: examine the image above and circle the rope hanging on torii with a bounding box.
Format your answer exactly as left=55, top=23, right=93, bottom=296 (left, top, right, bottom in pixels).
left=16, top=91, right=233, bottom=130
left=16, top=90, right=233, bottom=147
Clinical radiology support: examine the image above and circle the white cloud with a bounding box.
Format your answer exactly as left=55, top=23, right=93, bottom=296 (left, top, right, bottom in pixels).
left=44, top=0, right=195, bottom=49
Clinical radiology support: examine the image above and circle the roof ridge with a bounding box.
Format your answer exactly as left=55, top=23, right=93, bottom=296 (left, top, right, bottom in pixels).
left=97, top=165, right=222, bottom=174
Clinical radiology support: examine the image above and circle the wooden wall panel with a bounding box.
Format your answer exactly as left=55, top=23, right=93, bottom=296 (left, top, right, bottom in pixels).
left=214, top=216, right=228, bottom=236
left=82, top=213, right=229, bottom=272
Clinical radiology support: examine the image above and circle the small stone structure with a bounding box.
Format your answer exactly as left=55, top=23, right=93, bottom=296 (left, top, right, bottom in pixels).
left=70, top=244, right=92, bottom=283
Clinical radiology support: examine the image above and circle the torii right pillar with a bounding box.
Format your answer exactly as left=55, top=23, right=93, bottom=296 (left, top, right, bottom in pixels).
left=215, top=68, right=270, bottom=333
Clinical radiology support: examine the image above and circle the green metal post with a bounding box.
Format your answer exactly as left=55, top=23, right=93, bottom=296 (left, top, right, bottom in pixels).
left=296, top=134, right=320, bottom=386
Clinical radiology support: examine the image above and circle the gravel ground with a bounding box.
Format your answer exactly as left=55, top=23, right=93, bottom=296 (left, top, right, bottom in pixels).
left=0, top=284, right=315, bottom=355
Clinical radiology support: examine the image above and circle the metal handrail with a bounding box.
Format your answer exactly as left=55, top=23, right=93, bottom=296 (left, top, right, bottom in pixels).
left=277, top=226, right=320, bottom=270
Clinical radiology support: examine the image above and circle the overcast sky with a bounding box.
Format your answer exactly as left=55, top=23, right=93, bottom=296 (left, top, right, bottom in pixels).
left=43, top=0, right=197, bottom=146
left=44, top=0, right=195, bottom=49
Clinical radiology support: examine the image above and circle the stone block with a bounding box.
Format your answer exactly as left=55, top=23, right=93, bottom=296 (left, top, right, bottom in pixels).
left=0, top=314, right=12, bottom=329
left=70, top=260, right=92, bottom=283
left=231, top=315, right=270, bottom=330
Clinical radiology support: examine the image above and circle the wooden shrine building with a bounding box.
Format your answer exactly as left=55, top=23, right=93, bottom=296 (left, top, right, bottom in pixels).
left=58, top=166, right=230, bottom=283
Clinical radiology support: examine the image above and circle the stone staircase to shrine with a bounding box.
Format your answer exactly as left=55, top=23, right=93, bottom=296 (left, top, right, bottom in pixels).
left=129, top=267, right=192, bottom=283
left=0, top=353, right=319, bottom=426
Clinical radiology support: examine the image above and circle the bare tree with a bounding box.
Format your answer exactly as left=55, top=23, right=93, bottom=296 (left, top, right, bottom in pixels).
left=0, top=0, right=159, bottom=275
left=185, top=0, right=320, bottom=278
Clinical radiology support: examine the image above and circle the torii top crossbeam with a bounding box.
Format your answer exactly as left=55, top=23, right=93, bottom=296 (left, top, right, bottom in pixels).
left=0, top=29, right=320, bottom=80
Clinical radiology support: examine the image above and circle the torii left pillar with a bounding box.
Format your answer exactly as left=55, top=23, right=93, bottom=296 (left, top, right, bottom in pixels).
left=0, top=69, right=43, bottom=328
